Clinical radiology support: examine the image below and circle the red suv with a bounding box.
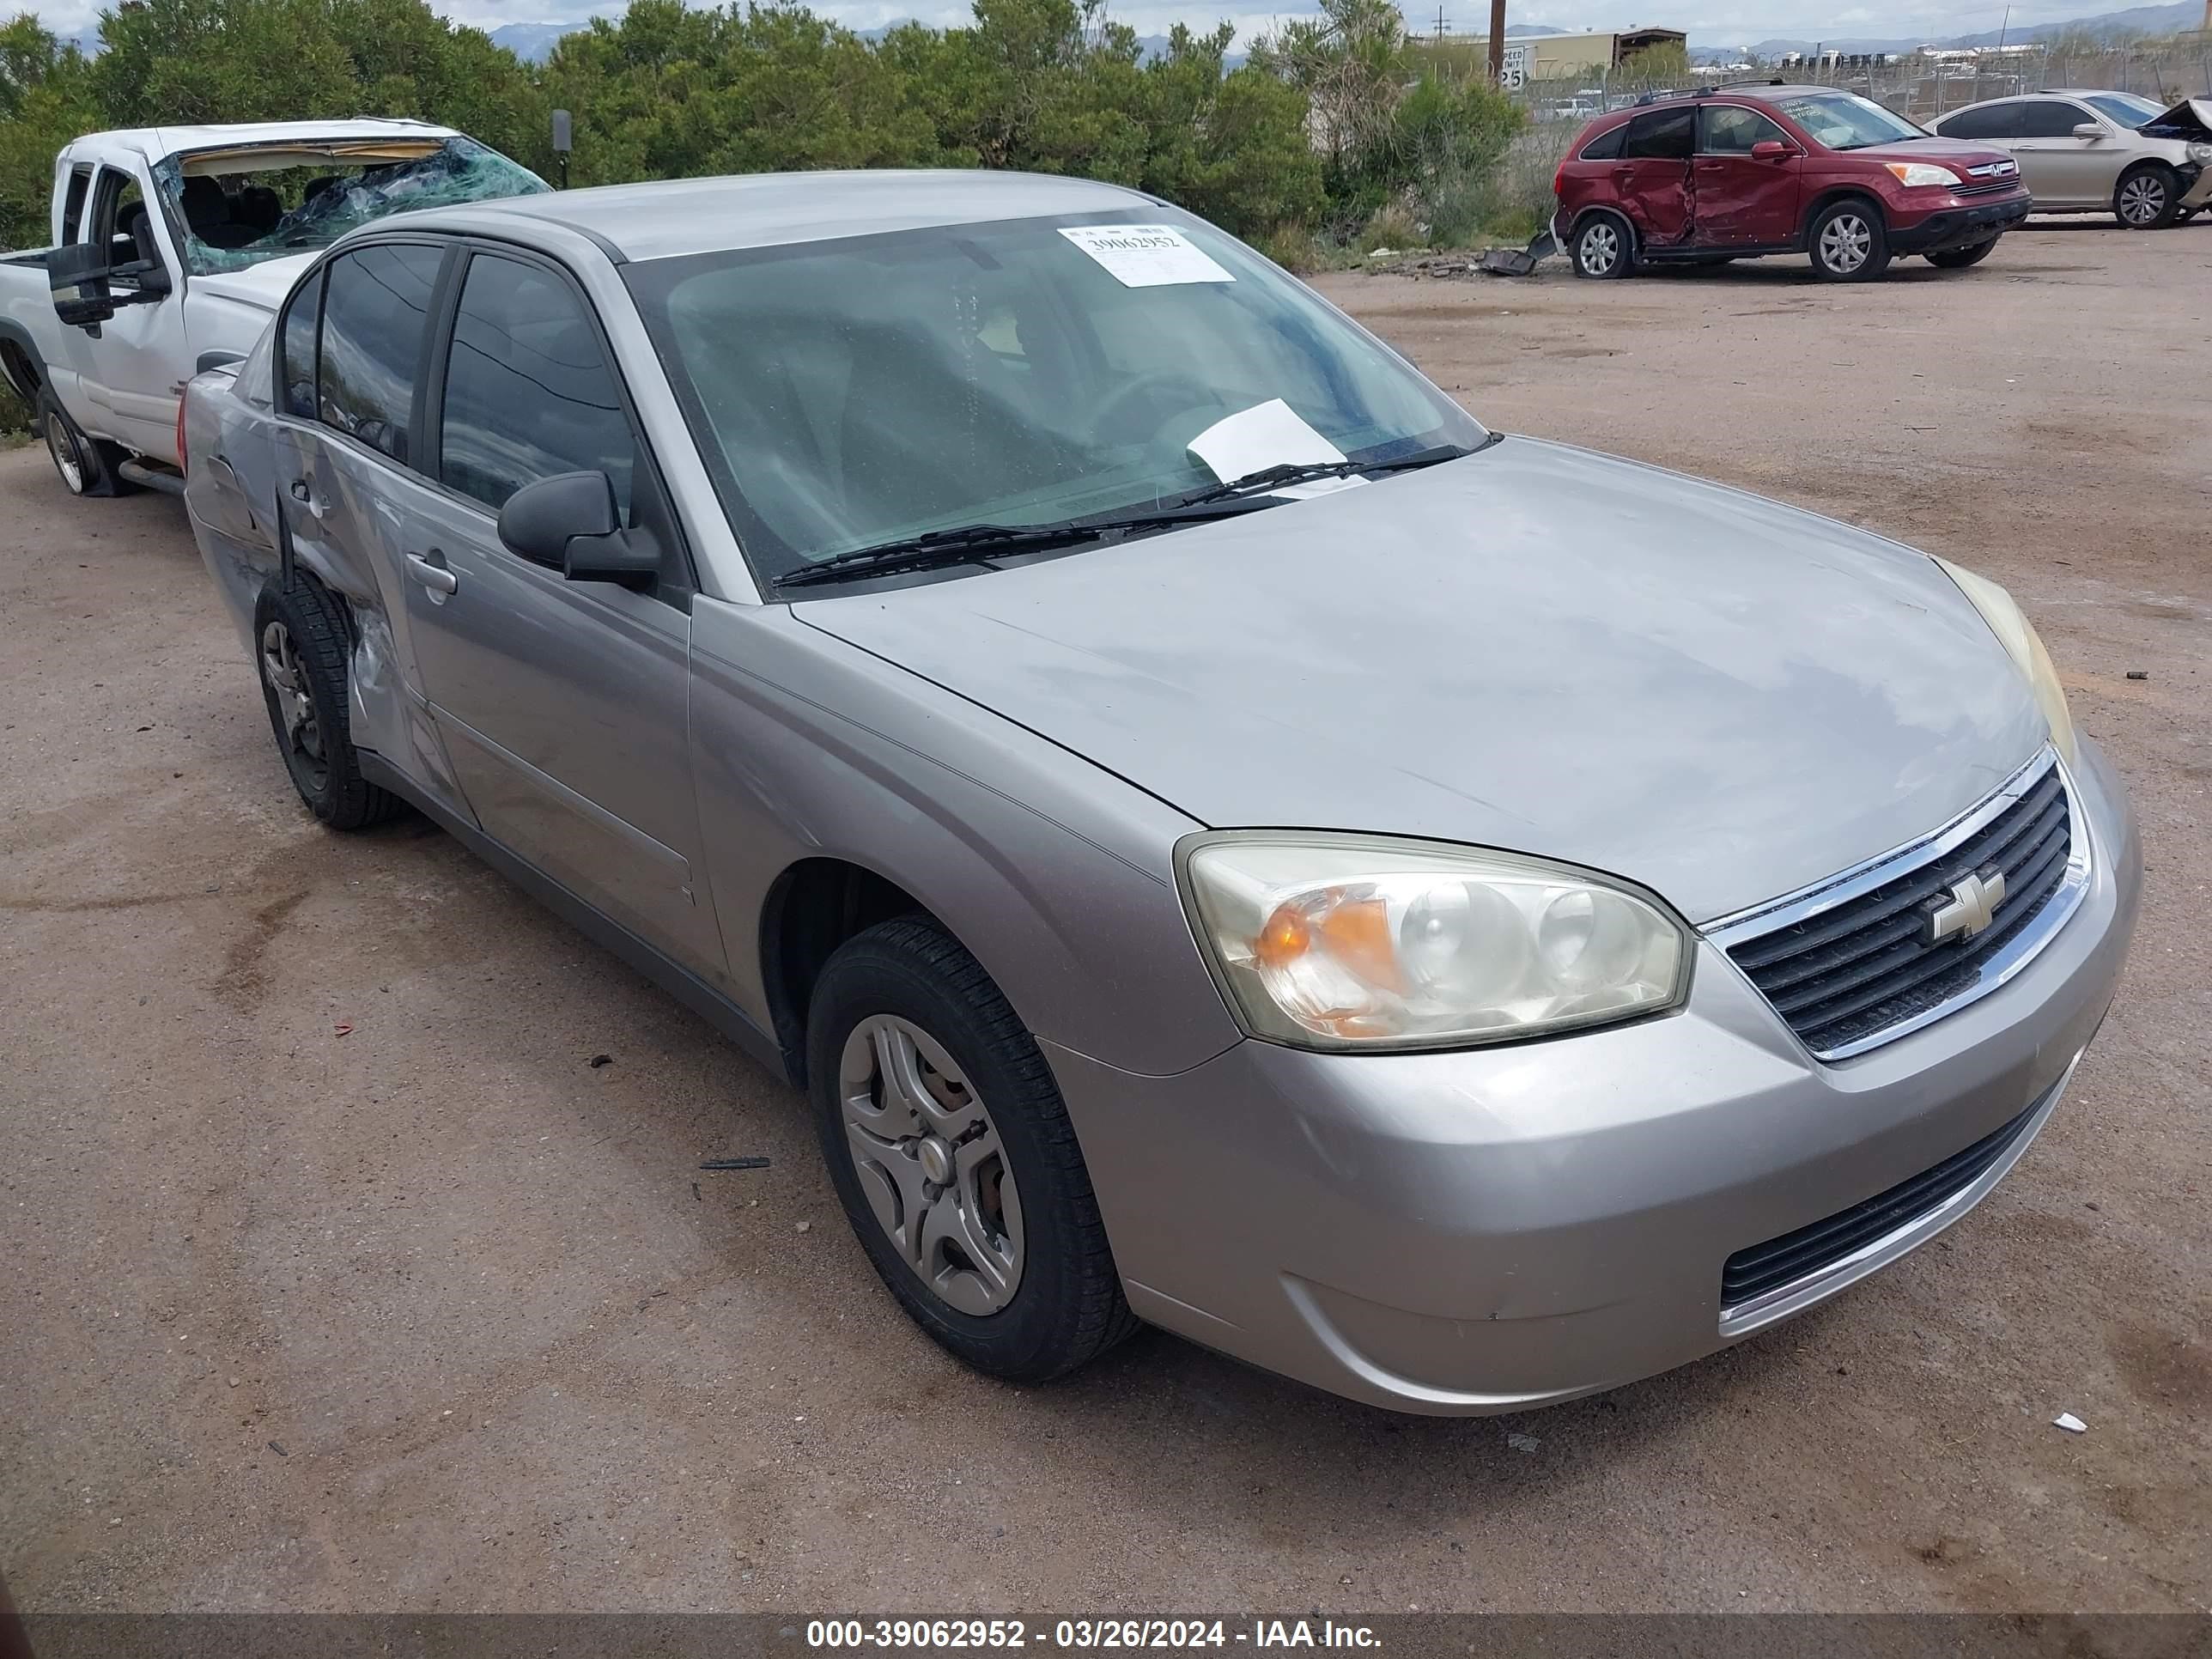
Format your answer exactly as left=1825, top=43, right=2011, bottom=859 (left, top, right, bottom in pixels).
left=1551, top=84, right=2032, bottom=281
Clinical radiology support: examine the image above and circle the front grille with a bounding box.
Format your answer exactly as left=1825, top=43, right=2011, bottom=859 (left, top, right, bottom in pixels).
left=1721, top=757, right=2075, bottom=1057
left=1721, top=1099, right=2040, bottom=1308
left=1954, top=180, right=2016, bottom=197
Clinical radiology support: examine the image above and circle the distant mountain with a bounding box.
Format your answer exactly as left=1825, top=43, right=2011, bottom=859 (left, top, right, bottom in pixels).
left=1728, top=0, right=2200, bottom=58
left=489, top=21, right=583, bottom=60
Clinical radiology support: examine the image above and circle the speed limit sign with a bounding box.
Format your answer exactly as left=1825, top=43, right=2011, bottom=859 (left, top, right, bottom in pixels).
left=1500, top=42, right=1531, bottom=89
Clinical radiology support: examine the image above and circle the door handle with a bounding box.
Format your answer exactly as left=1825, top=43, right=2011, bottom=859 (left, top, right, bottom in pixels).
left=405, top=551, right=459, bottom=596
left=289, top=478, right=330, bottom=520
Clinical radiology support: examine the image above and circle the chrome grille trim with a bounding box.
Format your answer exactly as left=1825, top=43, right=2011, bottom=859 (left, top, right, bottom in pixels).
left=1705, top=746, right=2092, bottom=1061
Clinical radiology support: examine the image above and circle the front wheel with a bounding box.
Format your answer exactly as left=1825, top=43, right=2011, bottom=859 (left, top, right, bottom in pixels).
left=2115, top=164, right=2180, bottom=229
left=1808, top=200, right=1891, bottom=281
left=808, top=917, right=1138, bottom=1384
left=1926, top=238, right=1997, bottom=270
left=36, top=389, right=130, bottom=497
left=1571, top=214, right=1633, bottom=279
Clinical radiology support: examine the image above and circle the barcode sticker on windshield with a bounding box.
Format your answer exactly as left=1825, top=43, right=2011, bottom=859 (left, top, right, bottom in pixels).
left=1059, top=224, right=1235, bottom=288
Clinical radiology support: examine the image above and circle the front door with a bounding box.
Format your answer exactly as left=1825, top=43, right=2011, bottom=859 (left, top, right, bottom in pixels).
left=2011, top=100, right=2110, bottom=207
left=392, top=247, right=726, bottom=981
left=51, top=163, right=188, bottom=459
left=1693, top=104, right=1802, bottom=245
left=1615, top=106, right=1697, bottom=246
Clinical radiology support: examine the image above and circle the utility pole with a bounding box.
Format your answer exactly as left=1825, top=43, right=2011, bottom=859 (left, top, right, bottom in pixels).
left=1435, top=3, right=1445, bottom=46
left=1487, top=0, right=1504, bottom=82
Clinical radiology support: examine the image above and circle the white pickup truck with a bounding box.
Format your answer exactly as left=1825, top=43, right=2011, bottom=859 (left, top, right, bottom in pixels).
left=1, top=118, right=546, bottom=498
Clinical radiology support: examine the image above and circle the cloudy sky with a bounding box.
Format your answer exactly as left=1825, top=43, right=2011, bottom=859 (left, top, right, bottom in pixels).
left=46, top=0, right=2125, bottom=49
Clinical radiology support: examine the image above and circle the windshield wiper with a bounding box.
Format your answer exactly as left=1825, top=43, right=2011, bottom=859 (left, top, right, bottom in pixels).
left=775, top=440, right=1486, bottom=592
left=1165, top=441, right=1480, bottom=508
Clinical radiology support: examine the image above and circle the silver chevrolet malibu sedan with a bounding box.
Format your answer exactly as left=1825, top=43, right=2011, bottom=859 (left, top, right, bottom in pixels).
left=183, top=171, right=2140, bottom=1414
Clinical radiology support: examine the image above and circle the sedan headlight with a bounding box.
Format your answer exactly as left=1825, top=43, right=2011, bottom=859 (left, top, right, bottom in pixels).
left=2188, top=141, right=2212, bottom=164
left=1935, top=556, right=2076, bottom=765
left=1179, top=835, right=1691, bottom=1051
left=1886, top=161, right=1963, bottom=187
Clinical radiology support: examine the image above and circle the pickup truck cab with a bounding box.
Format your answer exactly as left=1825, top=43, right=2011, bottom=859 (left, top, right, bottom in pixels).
left=1, top=118, right=545, bottom=497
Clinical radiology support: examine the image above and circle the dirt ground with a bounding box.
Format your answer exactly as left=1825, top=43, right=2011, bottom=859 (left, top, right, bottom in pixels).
left=3, top=221, right=2208, bottom=1617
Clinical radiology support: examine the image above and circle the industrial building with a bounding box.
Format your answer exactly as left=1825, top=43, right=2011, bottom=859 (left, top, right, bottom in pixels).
left=1450, top=27, right=1687, bottom=86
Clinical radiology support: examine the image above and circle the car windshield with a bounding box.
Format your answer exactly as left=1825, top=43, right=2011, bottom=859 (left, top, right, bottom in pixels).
left=2082, top=93, right=2163, bottom=128
left=1774, top=92, right=1928, bottom=150
left=623, top=212, right=1486, bottom=585
left=150, top=137, right=548, bottom=276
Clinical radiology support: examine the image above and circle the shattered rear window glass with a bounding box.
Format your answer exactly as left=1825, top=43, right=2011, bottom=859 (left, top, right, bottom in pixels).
left=152, top=138, right=549, bottom=276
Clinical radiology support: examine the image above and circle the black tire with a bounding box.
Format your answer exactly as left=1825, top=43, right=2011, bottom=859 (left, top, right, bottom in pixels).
left=2114, top=163, right=2180, bottom=229
left=808, top=916, right=1138, bottom=1384
left=1571, top=213, right=1634, bottom=279
left=35, top=388, right=131, bottom=497
left=1926, top=238, right=1998, bottom=270
left=252, top=578, right=406, bottom=830
left=1807, top=198, right=1891, bottom=281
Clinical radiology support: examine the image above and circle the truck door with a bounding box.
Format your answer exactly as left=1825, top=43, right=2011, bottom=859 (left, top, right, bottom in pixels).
left=1694, top=104, right=1803, bottom=245
left=1615, top=106, right=1696, bottom=246
left=50, top=162, right=189, bottom=460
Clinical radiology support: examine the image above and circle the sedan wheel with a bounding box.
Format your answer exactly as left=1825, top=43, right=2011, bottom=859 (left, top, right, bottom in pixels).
left=251, top=579, right=406, bottom=830
left=2115, top=166, right=2178, bottom=229
left=807, top=917, right=1139, bottom=1383
left=839, top=1013, right=1024, bottom=1317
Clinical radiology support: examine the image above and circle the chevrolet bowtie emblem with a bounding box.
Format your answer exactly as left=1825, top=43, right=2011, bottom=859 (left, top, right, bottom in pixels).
left=1929, top=870, right=2007, bottom=945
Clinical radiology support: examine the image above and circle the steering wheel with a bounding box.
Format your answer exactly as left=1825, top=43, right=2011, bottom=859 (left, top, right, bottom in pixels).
left=1092, top=370, right=1212, bottom=444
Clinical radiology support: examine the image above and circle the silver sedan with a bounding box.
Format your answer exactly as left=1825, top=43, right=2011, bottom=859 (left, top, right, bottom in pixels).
left=1930, top=91, right=2212, bottom=227
left=182, top=172, right=2140, bottom=1414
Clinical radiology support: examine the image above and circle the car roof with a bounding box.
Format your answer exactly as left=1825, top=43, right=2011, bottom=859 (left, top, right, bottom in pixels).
left=88, top=118, right=461, bottom=164
left=403, top=169, right=1163, bottom=264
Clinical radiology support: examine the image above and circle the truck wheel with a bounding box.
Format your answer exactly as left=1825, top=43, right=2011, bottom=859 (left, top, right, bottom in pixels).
left=36, top=389, right=131, bottom=498
left=1926, top=238, right=1997, bottom=270
left=808, top=916, right=1139, bottom=1385
left=2115, top=164, right=2179, bottom=229
left=252, top=578, right=406, bottom=830
left=1571, top=214, right=1634, bottom=279
left=1808, top=200, right=1890, bottom=281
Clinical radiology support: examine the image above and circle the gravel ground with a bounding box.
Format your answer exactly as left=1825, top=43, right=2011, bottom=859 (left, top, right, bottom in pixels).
left=2, top=222, right=2207, bottom=1616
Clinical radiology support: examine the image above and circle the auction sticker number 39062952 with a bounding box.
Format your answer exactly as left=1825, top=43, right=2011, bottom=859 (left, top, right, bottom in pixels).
left=1058, top=224, right=1237, bottom=287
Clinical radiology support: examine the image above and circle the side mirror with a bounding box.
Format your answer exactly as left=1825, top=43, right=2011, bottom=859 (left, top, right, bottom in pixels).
left=1750, top=140, right=1793, bottom=161
left=497, top=470, right=659, bottom=588
left=2072, top=123, right=2105, bottom=140
left=49, top=242, right=116, bottom=329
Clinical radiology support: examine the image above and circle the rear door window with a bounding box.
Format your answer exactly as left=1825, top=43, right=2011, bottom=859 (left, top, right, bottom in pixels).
left=436, top=252, right=635, bottom=518
left=278, top=267, right=325, bottom=421
left=1623, top=107, right=1695, bottom=161
left=2017, top=100, right=2093, bottom=138
left=1938, top=102, right=2023, bottom=140
left=315, top=242, right=443, bottom=465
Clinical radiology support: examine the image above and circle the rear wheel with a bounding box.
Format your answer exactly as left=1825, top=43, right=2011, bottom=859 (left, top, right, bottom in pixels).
left=2115, top=163, right=2179, bottom=229
left=36, top=389, right=130, bottom=497
left=1571, top=214, right=1633, bottom=280
left=1926, top=238, right=1997, bottom=270
left=1808, top=200, right=1890, bottom=281
left=252, top=579, right=406, bottom=830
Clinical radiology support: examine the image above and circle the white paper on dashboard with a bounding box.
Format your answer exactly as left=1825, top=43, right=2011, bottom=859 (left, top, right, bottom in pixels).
left=1059, top=224, right=1236, bottom=288
left=1186, top=399, right=1368, bottom=499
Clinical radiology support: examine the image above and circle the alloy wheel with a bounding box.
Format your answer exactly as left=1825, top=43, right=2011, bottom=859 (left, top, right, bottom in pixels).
left=1819, top=213, right=1873, bottom=274
left=1580, top=222, right=1620, bottom=276
left=44, top=412, right=84, bottom=495
left=258, top=619, right=327, bottom=790
left=838, top=1013, right=1024, bottom=1317
left=2118, top=174, right=2166, bottom=226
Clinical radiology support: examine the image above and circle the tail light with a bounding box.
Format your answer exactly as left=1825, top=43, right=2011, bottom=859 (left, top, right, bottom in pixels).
left=175, top=384, right=188, bottom=477
left=1553, top=164, right=1567, bottom=198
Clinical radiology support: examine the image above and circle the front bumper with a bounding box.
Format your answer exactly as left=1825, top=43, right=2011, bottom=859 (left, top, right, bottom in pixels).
left=1050, top=738, right=2141, bottom=1414
left=1891, top=191, right=2033, bottom=252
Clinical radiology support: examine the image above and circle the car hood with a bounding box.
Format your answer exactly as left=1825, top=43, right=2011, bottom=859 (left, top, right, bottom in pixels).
left=2142, top=97, right=2212, bottom=141
left=188, top=252, right=318, bottom=313
left=796, top=438, right=2049, bottom=924
left=1849, top=137, right=2018, bottom=171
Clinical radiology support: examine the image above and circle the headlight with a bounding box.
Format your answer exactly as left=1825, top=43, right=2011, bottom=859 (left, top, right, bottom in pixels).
left=1934, top=557, right=2076, bottom=765
left=1886, top=161, right=1963, bottom=187
left=2188, top=142, right=2212, bottom=164
left=1179, top=835, right=1691, bottom=1051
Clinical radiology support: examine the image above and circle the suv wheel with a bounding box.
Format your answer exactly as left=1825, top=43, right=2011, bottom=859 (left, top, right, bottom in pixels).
left=1808, top=200, right=1890, bottom=282
left=1571, top=215, right=1632, bottom=279
left=808, top=917, right=1138, bottom=1384
left=36, top=389, right=131, bottom=497
left=252, top=578, right=407, bottom=830
left=2115, top=164, right=2179, bottom=229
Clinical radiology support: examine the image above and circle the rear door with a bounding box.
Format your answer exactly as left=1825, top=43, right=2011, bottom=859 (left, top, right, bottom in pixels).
left=2011, top=99, right=2107, bottom=206
left=392, top=246, right=726, bottom=980
left=1615, top=106, right=1697, bottom=246
left=1693, top=103, right=1802, bottom=245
